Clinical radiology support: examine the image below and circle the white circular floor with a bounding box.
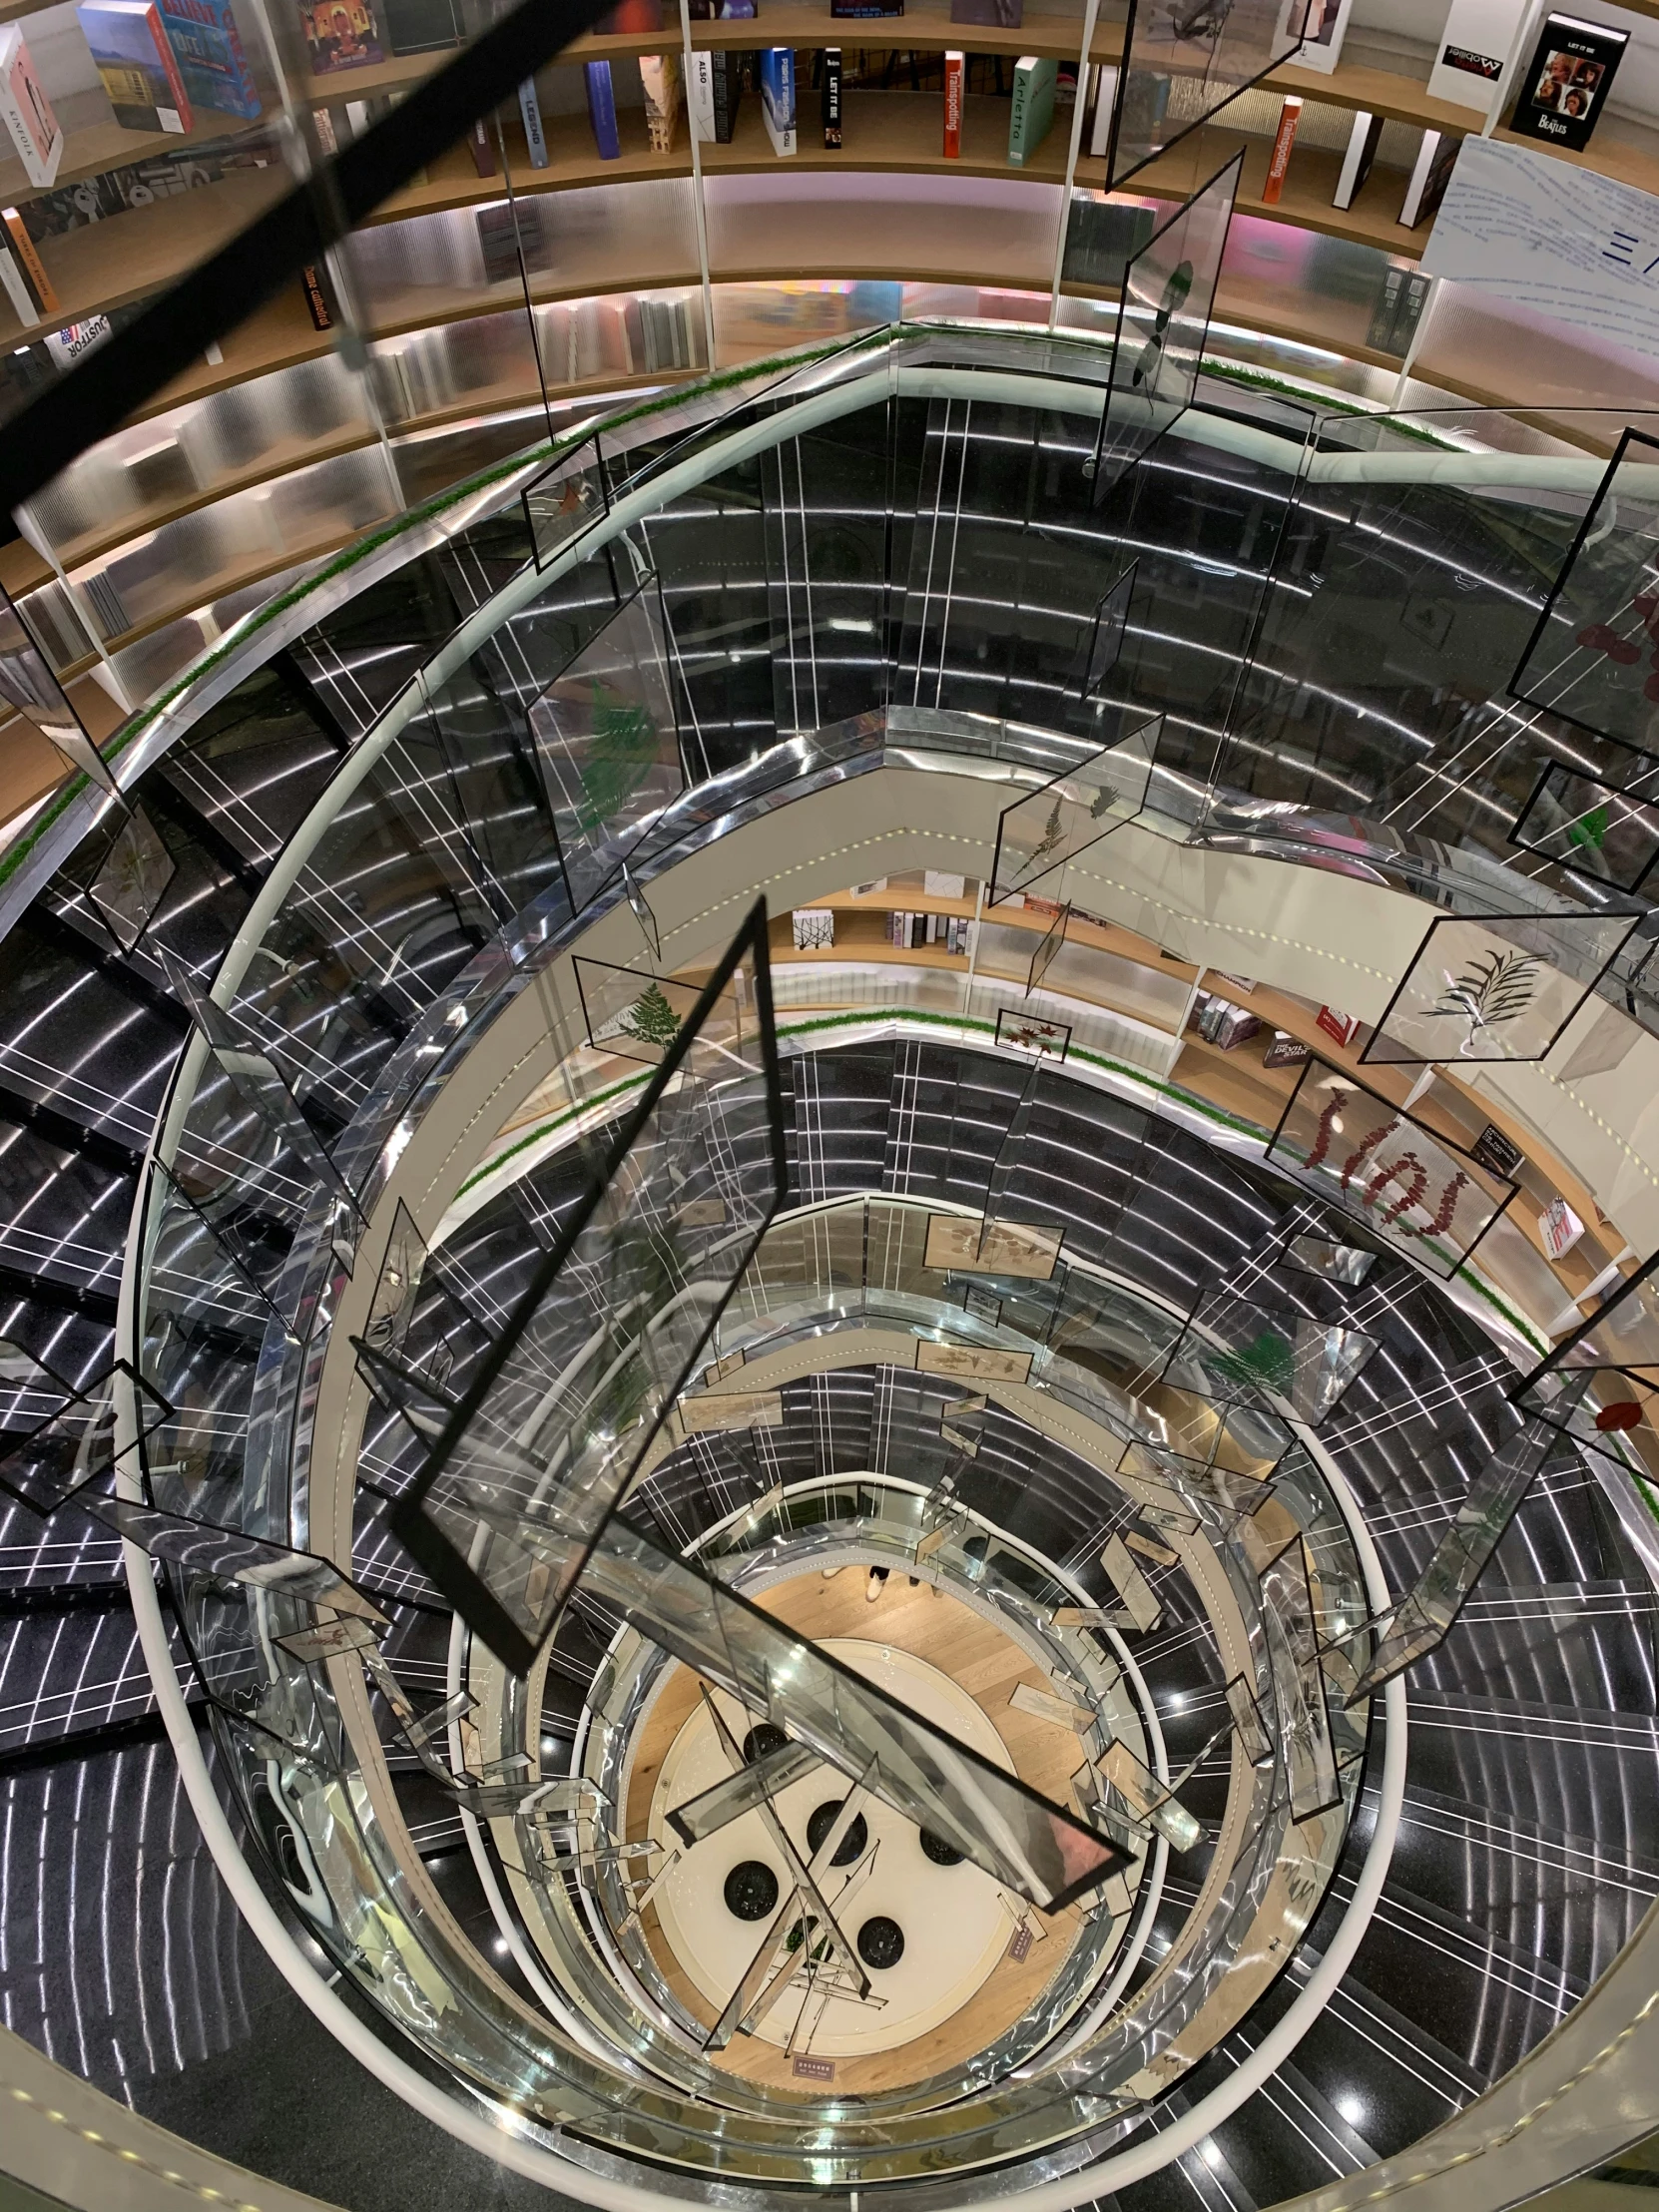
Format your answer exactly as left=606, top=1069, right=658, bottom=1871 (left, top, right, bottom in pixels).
left=648, top=1638, right=1022, bottom=2057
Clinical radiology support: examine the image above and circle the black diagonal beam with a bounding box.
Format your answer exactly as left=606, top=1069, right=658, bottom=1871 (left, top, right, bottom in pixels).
left=0, top=0, right=616, bottom=520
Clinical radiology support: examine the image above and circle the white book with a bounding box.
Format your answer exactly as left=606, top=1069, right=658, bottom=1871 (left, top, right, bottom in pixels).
left=0, top=25, right=62, bottom=190
left=0, top=243, right=38, bottom=328
left=1398, top=128, right=1442, bottom=227
left=1426, top=0, right=1529, bottom=116
left=689, top=49, right=715, bottom=144
left=1089, top=64, right=1117, bottom=157
left=518, top=77, right=549, bottom=168
left=1333, top=108, right=1381, bottom=208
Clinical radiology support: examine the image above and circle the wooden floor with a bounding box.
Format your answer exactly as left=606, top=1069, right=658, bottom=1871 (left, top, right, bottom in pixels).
left=620, top=1567, right=1093, bottom=2097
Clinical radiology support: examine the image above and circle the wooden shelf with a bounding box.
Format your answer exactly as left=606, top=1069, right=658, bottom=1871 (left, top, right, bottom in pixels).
left=0, top=105, right=283, bottom=214
left=1261, top=56, right=1488, bottom=134
left=688, top=1, right=1116, bottom=62
left=372, top=105, right=692, bottom=218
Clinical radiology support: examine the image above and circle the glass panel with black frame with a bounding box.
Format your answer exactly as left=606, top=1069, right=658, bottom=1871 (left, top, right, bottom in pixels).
left=1105, top=0, right=1313, bottom=189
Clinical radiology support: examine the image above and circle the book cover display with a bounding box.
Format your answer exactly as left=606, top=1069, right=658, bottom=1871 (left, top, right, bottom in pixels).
left=0, top=28, right=64, bottom=189
left=641, top=53, right=683, bottom=151
left=157, top=0, right=261, bottom=117
left=77, top=0, right=193, bottom=132
left=1285, top=0, right=1354, bottom=76
left=1508, top=13, right=1626, bottom=152
left=299, top=0, right=384, bottom=73
left=1007, top=53, right=1055, bottom=166
left=1427, top=0, right=1527, bottom=114
left=378, top=0, right=460, bottom=53
left=759, top=45, right=795, bottom=155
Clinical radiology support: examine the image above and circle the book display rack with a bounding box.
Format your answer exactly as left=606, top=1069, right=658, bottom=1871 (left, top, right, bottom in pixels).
left=3, top=0, right=1659, bottom=723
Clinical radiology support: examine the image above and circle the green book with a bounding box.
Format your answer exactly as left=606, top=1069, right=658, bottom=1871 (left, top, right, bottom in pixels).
left=1007, top=54, right=1056, bottom=166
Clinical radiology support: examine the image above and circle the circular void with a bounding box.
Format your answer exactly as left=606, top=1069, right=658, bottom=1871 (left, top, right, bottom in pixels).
left=723, top=1862, right=780, bottom=1922
left=743, top=1723, right=789, bottom=1763
left=919, top=1828, right=965, bottom=1866
left=857, top=1916, right=905, bottom=1969
left=807, top=1799, right=868, bottom=1865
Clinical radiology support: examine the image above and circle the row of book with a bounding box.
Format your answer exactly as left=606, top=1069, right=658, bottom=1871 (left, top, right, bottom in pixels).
left=374, top=291, right=703, bottom=418
left=888, top=909, right=972, bottom=953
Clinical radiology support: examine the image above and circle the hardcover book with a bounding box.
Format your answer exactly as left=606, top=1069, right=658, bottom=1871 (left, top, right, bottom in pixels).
left=1060, top=195, right=1154, bottom=286
left=830, top=0, right=901, bottom=17
left=641, top=52, right=683, bottom=151
left=1508, top=12, right=1626, bottom=151
left=1, top=206, right=57, bottom=315
left=1284, top=0, right=1355, bottom=76
left=1088, top=62, right=1116, bottom=156
left=157, top=0, right=262, bottom=117
left=592, top=0, right=662, bottom=27
left=476, top=198, right=541, bottom=283
left=942, top=47, right=961, bottom=156
left=0, top=27, right=64, bottom=189
left=759, top=45, right=795, bottom=154
left=710, top=47, right=740, bottom=139
left=584, top=58, right=621, bottom=157
left=1333, top=107, right=1382, bottom=208
left=821, top=45, right=840, bottom=147
left=77, top=0, right=193, bottom=132
left=378, top=0, right=460, bottom=53
left=1397, top=127, right=1457, bottom=226
left=688, top=0, right=757, bottom=14
left=466, top=113, right=494, bottom=173
left=1006, top=54, right=1055, bottom=166
left=1260, top=92, right=1301, bottom=204
left=298, top=0, right=384, bottom=74
left=300, top=262, right=331, bottom=328
left=1426, top=0, right=1527, bottom=114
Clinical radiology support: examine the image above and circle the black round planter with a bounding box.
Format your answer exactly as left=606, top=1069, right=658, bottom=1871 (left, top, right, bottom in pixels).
left=724, top=1861, right=781, bottom=1922
left=807, top=1799, right=869, bottom=1866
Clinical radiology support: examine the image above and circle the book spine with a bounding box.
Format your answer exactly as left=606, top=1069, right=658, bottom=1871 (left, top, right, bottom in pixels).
left=1332, top=107, right=1375, bottom=208
left=1366, top=263, right=1405, bottom=352
left=518, top=76, right=549, bottom=167
left=1390, top=269, right=1430, bottom=354
left=0, top=243, right=38, bottom=326
left=689, top=49, right=715, bottom=142
left=942, top=49, right=961, bottom=157
left=1398, top=127, right=1440, bottom=226
left=301, top=263, right=332, bottom=329
left=712, top=50, right=738, bottom=141
left=822, top=45, right=840, bottom=148
left=1089, top=63, right=1116, bottom=157
left=1, top=209, right=57, bottom=317
left=585, top=59, right=621, bottom=158
left=145, top=2, right=193, bottom=129
left=1260, top=94, right=1301, bottom=205
left=1008, top=59, right=1028, bottom=161
left=468, top=115, right=496, bottom=174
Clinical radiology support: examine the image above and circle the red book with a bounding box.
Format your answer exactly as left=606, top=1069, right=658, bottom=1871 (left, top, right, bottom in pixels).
left=943, top=48, right=962, bottom=157
left=1261, top=94, right=1301, bottom=205
left=1316, top=1004, right=1359, bottom=1049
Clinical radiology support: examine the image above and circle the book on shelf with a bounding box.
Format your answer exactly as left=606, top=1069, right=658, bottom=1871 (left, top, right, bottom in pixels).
left=759, top=46, right=795, bottom=155
left=592, top=0, right=662, bottom=27
left=1366, top=264, right=1430, bottom=353
left=0, top=28, right=64, bottom=190
left=300, top=263, right=332, bottom=328
left=950, top=0, right=1020, bottom=19
left=312, top=102, right=338, bottom=151
left=711, top=47, right=741, bottom=138
left=1426, top=0, right=1526, bottom=115
left=1333, top=108, right=1382, bottom=208
left=641, top=52, right=683, bottom=151
left=830, top=0, right=901, bottom=17
left=1, top=208, right=58, bottom=318
left=585, top=59, right=622, bottom=157
left=1088, top=62, right=1116, bottom=157
left=76, top=0, right=193, bottom=133
left=1287, top=0, right=1355, bottom=76
left=821, top=46, right=841, bottom=146
left=1007, top=54, right=1055, bottom=166
left=1508, top=12, right=1626, bottom=152
left=298, top=0, right=384, bottom=72
left=467, top=114, right=496, bottom=174
left=688, top=0, right=757, bottom=13
left=689, top=48, right=714, bottom=138
left=378, top=0, right=460, bottom=53
left=628, top=292, right=694, bottom=371
left=1061, top=195, right=1154, bottom=287
left=44, top=315, right=111, bottom=369
left=476, top=198, right=543, bottom=283
left=0, top=246, right=39, bottom=327
left=518, top=75, right=549, bottom=166
left=157, top=0, right=262, bottom=118
left=942, top=48, right=962, bottom=156
left=1397, top=127, right=1457, bottom=227
left=1260, top=93, right=1301, bottom=205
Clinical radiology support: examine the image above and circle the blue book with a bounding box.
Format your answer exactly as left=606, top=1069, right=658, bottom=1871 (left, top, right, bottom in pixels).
left=584, top=58, right=620, bottom=159
left=157, top=0, right=261, bottom=116
left=759, top=46, right=795, bottom=156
